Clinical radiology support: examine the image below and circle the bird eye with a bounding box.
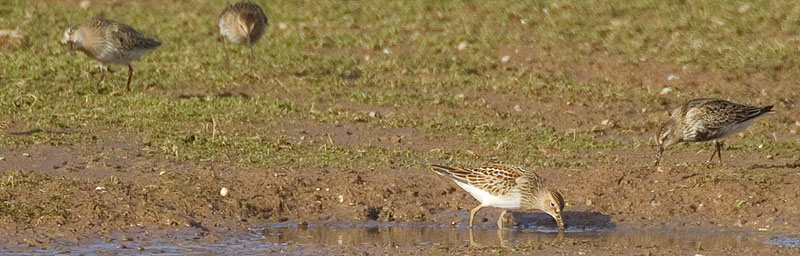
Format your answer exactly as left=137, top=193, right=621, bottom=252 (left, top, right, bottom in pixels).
left=550, top=202, right=556, bottom=207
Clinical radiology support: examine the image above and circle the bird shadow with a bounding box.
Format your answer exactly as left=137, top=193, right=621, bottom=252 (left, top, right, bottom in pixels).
left=8, top=128, right=87, bottom=137
left=748, top=161, right=800, bottom=170
left=176, top=91, right=250, bottom=100
left=513, top=211, right=615, bottom=231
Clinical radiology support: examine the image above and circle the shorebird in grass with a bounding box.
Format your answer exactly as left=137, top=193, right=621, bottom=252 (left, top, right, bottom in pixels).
left=61, top=15, right=161, bottom=91
left=218, top=1, right=268, bottom=62
left=431, top=164, right=565, bottom=230
left=655, top=98, right=774, bottom=166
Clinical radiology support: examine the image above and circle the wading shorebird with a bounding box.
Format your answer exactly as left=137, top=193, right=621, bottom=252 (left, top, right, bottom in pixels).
left=655, top=98, right=774, bottom=166
left=61, top=15, right=161, bottom=91
left=431, top=164, right=565, bottom=230
left=218, top=1, right=268, bottom=61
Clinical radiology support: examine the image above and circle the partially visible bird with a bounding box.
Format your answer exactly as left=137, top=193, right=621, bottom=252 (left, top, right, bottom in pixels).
left=431, top=164, right=565, bottom=230
left=61, top=15, right=161, bottom=91
left=655, top=98, right=774, bottom=166
left=218, top=1, right=268, bottom=61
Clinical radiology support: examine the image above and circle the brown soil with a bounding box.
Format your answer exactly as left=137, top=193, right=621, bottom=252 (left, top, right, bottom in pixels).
left=2, top=127, right=800, bottom=254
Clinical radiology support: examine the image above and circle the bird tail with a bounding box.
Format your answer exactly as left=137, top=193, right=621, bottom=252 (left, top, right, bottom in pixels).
left=759, top=106, right=774, bottom=115
left=431, top=164, right=470, bottom=184
left=144, top=38, right=162, bottom=49
left=740, top=105, right=774, bottom=124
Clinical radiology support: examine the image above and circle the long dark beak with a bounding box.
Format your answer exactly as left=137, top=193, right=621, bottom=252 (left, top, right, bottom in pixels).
left=553, top=213, right=565, bottom=230
left=654, top=146, right=664, bottom=166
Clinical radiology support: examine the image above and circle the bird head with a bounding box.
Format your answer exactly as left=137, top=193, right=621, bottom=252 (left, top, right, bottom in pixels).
left=537, top=190, right=565, bottom=230
left=654, top=119, right=679, bottom=166
left=61, top=26, right=81, bottom=51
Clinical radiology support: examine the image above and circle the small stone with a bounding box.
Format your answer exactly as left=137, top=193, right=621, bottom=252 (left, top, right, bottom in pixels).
left=513, top=105, right=522, bottom=112
left=601, top=119, right=612, bottom=126
left=709, top=16, right=725, bottom=26
left=667, top=75, right=680, bottom=81
left=22, top=153, right=30, bottom=157
left=660, top=87, right=673, bottom=95
left=501, top=56, right=511, bottom=63
left=79, top=0, right=90, bottom=9
left=457, top=42, right=468, bottom=51
left=767, top=155, right=774, bottom=160
left=0, top=156, right=4, bottom=161
left=369, top=111, right=377, bottom=118
left=220, top=187, right=229, bottom=197
left=382, top=49, right=391, bottom=54
left=337, top=195, right=344, bottom=203
left=159, top=171, right=166, bottom=175
left=137, top=246, right=144, bottom=251
left=758, top=144, right=764, bottom=149
left=364, top=55, right=370, bottom=61
left=738, top=3, right=750, bottom=13
left=278, top=22, right=288, bottom=30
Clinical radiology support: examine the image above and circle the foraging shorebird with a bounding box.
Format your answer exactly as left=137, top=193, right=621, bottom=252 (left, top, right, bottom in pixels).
left=218, top=1, right=268, bottom=61
left=61, top=16, right=161, bottom=91
left=655, top=98, right=774, bottom=166
left=431, top=164, right=565, bottom=230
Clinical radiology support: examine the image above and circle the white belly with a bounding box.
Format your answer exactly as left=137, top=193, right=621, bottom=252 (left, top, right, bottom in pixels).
left=455, top=181, right=521, bottom=209
left=716, top=119, right=755, bottom=139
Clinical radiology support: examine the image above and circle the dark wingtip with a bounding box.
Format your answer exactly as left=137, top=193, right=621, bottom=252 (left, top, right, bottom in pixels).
left=147, top=39, right=162, bottom=49
left=761, top=105, right=774, bottom=114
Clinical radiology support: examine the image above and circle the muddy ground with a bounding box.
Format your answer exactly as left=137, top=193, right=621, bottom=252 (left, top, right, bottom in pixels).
left=2, top=102, right=800, bottom=255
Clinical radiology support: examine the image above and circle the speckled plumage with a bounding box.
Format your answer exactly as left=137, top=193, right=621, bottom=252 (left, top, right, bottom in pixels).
left=218, top=1, right=268, bottom=60
left=61, top=16, right=161, bottom=91
left=431, top=164, right=565, bottom=230
left=655, top=98, right=774, bottom=166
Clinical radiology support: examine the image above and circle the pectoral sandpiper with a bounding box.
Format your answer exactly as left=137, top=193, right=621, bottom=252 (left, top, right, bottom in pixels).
left=431, top=164, right=565, bottom=230
left=218, top=1, right=268, bottom=61
left=61, top=15, right=161, bottom=91
left=655, top=98, right=774, bottom=166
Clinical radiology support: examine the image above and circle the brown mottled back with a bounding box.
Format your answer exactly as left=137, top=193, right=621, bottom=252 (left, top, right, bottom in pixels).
left=218, top=1, right=268, bottom=45
left=431, top=164, right=546, bottom=196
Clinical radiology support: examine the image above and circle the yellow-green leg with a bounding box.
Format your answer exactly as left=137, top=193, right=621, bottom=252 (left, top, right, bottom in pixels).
left=469, top=205, right=483, bottom=229
left=497, top=210, right=507, bottom=229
